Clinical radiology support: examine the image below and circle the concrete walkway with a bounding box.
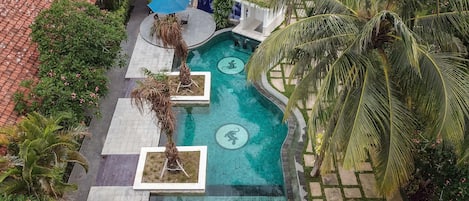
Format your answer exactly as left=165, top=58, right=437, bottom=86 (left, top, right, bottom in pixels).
left=125, top=35, right=174, bottom=78
left=69, top=1, right=218, bottom=200
left=66, top=0, right=150, bottom=200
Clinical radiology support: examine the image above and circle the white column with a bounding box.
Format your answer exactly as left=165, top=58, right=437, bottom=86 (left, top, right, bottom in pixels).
left=240, top=3, right=247, bottom=28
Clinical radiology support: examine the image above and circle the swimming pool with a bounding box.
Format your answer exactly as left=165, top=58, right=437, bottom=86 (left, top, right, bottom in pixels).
left=151, top=32, right=288, bottom=200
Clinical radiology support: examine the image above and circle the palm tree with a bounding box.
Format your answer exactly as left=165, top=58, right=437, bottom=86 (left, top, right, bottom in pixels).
left=0, top=112, right=88, bottom=198
left=247, top=0, right=469, bottom=196
left=151, top=15, right=192, bottom=87
left=131, top=69, right=181, bottom=170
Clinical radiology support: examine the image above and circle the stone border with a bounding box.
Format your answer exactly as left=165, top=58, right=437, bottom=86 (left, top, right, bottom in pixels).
left=133, top=146, right=207, bottom=193
left=254, top=74, right=308, bottom=201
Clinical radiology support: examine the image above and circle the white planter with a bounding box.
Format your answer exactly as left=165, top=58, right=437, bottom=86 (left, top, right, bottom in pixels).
left=169, top=71, right=211, bottom=106
left=133, top=146, right=208, bottom=193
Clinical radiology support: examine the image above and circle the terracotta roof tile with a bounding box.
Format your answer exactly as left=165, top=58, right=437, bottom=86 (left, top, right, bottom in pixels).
left=0, top=0, right=53, bottom=126
left=0, top=0, right=99, bottom=126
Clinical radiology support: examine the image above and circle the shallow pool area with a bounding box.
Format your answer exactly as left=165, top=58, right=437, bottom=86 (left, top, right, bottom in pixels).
left=151, top=32, right=288, bottom=200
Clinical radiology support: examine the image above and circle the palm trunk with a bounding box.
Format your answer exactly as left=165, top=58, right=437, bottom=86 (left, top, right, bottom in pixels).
left=310, top=115, right=337, bottom=177
left=165, top=141, right=179, bottom=169
left=179, top=62, right=192, bottom=86
left=310, top=89, right=347, bottom=177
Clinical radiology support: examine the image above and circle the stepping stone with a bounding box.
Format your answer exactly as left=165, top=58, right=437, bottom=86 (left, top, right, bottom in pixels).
left=312, top=199, right=324, bottom=201
left=271, top=79, right=285, bottom=91
left=322, top=173, right=339, bottom=185
left=359, top=173, right=382, bottom=198
left=284, top=65, right=293, bottom=76
left=269, top=71, right=283, bottom=78
left=324, top=188, right=343, bottom=201
left=338, top=166, right=358, bottom=185
left=88, top=186, right=149, bottom=201
left=305, top=1, right=314, bottom=7
left=296, top=9, right=307, bottom=17
left=343, top=188, right=362, bottom=198
left=309, top=182, right=322, bottom=196
left=306, top=139, right=313, bottom=153
left=304, top=154, right=315, bottom=167
left=356, top=162, right=373, bottom=172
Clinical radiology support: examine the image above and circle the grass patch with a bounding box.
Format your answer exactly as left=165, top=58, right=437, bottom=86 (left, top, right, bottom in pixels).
left=142, top=151, right=200, bottom=183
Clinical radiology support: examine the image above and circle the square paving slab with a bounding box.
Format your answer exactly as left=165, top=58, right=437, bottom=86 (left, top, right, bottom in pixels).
left=125, top=35, right=174, bottom=79
left=102, top=98, right=160, bottom=155
left=87, top=186, right=149, bottom=201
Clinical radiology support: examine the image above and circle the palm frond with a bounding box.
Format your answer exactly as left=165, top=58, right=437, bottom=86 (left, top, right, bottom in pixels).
left=310, top=0, right=357, bottom=15
left=65, top=151, right=88, bottom=172
left=247, top=13, right=358, bottom=81
left=416, top=49, right=469, bottom=143
left=357, top=11, right=421, bottom=73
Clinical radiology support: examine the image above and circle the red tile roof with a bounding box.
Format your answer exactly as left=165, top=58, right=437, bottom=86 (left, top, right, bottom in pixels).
left=0, top=0, right=50, bottom=126
left=0, top=0, right=98, bottom=126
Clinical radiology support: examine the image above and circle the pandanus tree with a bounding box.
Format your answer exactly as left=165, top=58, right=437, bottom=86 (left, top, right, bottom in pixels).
left=0, top=112, right=88, bottom=198
left=247, top=0, right=469, bottom=196
left=151, top=15, right=192, bottom=87
left=131, top=69, right=181, bottom=171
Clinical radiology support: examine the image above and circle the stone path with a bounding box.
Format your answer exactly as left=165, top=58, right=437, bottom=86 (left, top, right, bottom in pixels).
left=265, top=2, right=405, bottom=200
left=270, top=66, right=404, bottom=201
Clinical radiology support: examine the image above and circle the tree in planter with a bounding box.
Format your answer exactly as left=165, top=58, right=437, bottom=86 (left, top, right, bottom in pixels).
left=0, top=112, right=88, bottom=199
left=131, top=69, right=188, bottom=177
left=247, top=0, right=469, bottom=196
left=151, top=15, right=193, bottom=89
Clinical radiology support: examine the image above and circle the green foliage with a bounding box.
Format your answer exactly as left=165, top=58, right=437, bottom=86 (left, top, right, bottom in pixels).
left=31, top=0, right=126, bottom=70
left=247, top=0, right=469, bottom=196
left=108, top=0, right=131, bottom=24
left=33, top=65, right=107, bottom=125
left=0, top=112, right=88, bottom=199
left=0, top=194, right=53, bottom=201
left=14, top=0, right=127, bottom=126
left=97, top=0, right=126, bottom=11
left=405, top=136, right=469, bottom=201
left=212, top=0, right=234, bottom=29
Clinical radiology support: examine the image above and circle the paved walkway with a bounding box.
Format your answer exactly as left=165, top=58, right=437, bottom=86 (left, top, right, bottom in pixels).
left=125, top=35, right=174, bottom=78
left=71, top=2, right=218, bottom=200
left=269, top=52, right=403, bottom=201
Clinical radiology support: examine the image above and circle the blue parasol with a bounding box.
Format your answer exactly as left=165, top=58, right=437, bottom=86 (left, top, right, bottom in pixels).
left=147, top=0, right=190, bottom=14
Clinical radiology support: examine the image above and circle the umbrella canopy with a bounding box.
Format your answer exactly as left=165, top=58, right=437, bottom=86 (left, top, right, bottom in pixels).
left=148, top=0, right=190, bottom=14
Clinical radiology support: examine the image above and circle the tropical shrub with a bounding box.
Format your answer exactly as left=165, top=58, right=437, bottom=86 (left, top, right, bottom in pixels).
left=31, top=0, right=126, bottom=70
left=0, top=194, right=53, bottom=201
left=404, top=136, right=469, bottom=201
left=212, top=0, right=234, bottom=29
left=0, top=112, right=88, bottom=199
left=14, top=0, right=127, bottom=125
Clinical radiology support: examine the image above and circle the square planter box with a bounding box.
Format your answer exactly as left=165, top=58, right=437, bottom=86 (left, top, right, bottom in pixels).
left=133, top=146, right=207, bottom=193
left=169, top=72, right=211, bottom=106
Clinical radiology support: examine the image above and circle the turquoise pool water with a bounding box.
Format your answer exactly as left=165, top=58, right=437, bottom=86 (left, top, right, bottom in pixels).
left=152, top=32, right=288, bottom=200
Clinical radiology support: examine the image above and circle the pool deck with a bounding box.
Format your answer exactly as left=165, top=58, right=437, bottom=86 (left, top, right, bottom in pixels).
left=67, top=0, right=402, bottom=201
left=66, top=2, right=217, bottom=200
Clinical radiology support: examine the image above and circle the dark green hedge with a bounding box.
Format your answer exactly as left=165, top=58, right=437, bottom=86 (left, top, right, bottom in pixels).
left=14, top=0, right=129, bottom=126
